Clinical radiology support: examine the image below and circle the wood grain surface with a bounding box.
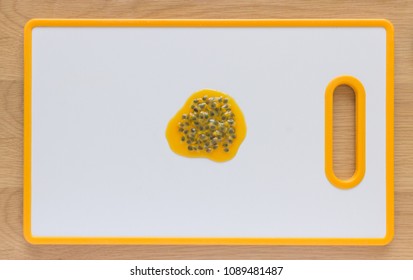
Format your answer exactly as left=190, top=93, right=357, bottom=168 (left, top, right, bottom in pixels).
left=1, top=0, right=412, bottom=259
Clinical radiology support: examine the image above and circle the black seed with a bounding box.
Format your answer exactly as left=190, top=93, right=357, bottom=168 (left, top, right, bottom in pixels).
left=188, top=146, right=193, bottom=151
left=223, top=98, right=229, bottom=104
left=178, top=128, right=184, bottom=132
left=224, top=148, right=229, bottom=152
left=181, top=136, right=186, bottom=141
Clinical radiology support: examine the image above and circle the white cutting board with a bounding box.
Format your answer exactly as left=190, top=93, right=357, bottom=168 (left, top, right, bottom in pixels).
left=24, top=19, right=394, bottom=245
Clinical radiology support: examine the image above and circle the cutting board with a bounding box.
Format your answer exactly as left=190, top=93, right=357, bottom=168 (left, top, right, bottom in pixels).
left=23, top=19, right=394, bottom=245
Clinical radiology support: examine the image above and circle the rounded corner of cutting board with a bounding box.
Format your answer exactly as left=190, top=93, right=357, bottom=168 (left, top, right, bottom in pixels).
left=23, top=226, right=37, bottom=245
left=379, top=19, right=394, bottom=34
left=24, top=18, right=42, bottom=33
left=381, top=225, right=395, bottom=246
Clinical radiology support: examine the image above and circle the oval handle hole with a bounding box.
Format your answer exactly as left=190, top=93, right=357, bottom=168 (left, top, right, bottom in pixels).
left=333, top=85, right=355, bottom=180
left=325, top=75, right=365, bottom=189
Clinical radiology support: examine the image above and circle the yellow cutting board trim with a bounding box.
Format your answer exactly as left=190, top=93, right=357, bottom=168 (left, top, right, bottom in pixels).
left=24, top=19, right=394, bottom=245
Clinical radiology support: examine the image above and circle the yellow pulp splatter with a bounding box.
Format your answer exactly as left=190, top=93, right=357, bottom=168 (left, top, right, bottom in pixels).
left=166, top=89, right=247, bottom=162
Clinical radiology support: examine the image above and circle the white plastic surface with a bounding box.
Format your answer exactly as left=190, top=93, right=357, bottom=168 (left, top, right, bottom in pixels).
left=30, top=27, right=387, bottom=238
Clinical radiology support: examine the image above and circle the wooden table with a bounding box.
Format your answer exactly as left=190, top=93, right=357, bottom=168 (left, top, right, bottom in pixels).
left=1, top=0, right=412, bottom=259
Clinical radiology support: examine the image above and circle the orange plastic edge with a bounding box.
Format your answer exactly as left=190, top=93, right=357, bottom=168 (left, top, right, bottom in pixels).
left=23, top=19, right=394, bottom=245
